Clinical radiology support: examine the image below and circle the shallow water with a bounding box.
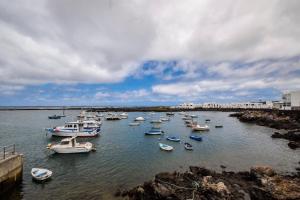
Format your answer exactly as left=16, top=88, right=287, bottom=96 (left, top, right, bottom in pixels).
left=0, top=110, right=299, bottom=199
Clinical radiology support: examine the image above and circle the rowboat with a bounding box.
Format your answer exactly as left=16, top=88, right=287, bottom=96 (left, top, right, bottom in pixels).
left=190, top=135, right=202, bottom=141
left=129, top=122, right=140, bottom=126
left=31, top=168, right=52, bottom=181
left=184, top=142, right=193, bottom=150
left=166, top=136, right=180, bottom=142
left=192, top=124, right=209, bottom=131
left=159, top=143, right=173, bottom=151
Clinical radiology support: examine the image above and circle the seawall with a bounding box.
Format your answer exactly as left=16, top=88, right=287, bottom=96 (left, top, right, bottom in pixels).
left=0, top=154, right=23, bottom=195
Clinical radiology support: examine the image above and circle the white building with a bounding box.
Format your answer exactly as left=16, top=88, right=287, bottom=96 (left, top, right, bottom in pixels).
left=176, top=103, right=196, bottom=109
left=282, top=91, right=300, bottom=110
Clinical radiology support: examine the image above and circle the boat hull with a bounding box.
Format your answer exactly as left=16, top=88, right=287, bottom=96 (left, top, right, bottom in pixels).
left=50, top=147, right=92, bottom=153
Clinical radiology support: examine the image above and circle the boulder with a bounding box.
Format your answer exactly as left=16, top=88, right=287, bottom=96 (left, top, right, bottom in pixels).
left=250, top=166, right=276, bottom=179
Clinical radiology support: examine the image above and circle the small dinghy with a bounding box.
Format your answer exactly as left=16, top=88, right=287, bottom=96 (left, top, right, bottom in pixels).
left=184, top=142, right=193, bottom=150
left=31, top=168, right=52, bottom=181
left=135, top=117, right=145, bottom=121
left=190, top=135, right=202, bottom=141
left=129, top=122, right=140, bottom=126
left=166, top=136, right=180, bottom=142
left=215, top=125, right=223, bottom=128
left=145, top=128, right=164, bottom=135
left=48, top=115, right=61, bottom=119
left=150, top=119, right=162, bottom=124
left=192, top=124, right=209, bottom=131
left=160, top=117, right=170, bottom=122
left=159, top=143, right=174, bottom=151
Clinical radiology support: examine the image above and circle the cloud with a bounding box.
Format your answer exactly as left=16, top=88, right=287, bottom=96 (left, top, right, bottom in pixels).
left=0, top=0, right=300, bottom=102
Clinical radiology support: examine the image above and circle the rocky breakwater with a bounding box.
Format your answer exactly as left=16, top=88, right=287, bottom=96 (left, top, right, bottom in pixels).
left=229, top=110, right=300, bottom=149
left=117, top=165, right=300, bottom=200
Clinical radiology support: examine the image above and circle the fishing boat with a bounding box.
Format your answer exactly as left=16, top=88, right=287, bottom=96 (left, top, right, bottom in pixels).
left=184, top=142, right=193, bottom=150
left=190, top=135, right=202, bottom=141
left=47, top=121, right=101, bottom=137
left=145, top=127, right=164, bottom=135
left=129, top=122, right=140, bottom=126
left=166, top=136, right=180, bottom=142
left=135, top=117, right=145, bottom=121
left=159, top=143, right=173, bottom=151
left=31, top=168, right=52, bottom=181
left=48, top=115, right=61, bottom=119
left=47, top=136, right=94, bottom=153
left=215, top=125, right=223, bottom=128
left=192, top=124, right=210, bottom=131
left=150, top=119, right=162, bottom=124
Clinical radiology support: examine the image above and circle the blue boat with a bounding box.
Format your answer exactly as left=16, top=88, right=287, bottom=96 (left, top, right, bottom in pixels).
left=166, top=136, right=180, bottom=142
left=145, top=127, right=164, bottom=135
left=48, top=115, right=61, bottom=119
left=190, top=135, right=202, bottom=141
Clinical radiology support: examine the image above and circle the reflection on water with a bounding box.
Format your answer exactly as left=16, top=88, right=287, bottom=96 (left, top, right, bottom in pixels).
left=0, top=110, right=299, bottom=199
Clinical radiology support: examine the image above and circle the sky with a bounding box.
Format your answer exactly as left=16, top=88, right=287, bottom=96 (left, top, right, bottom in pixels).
left=0, top=0, right=300, bottom=106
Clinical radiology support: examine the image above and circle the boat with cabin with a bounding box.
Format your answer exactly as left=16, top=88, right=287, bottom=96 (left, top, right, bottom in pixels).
left=47, top=136, right=94, bottom=153
left=47, top=121, right=101, bottom=137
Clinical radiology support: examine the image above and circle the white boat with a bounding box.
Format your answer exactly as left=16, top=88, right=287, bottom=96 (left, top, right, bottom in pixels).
left=192, top=124, right=210, bottom=131
left=135, top=117, right=145, bottom=121
left=145, top=127, right=164, bottom=135
left=160, top=117, right=170, bottom=121
left=120, top=112, right=128, bottom=117
left=129, top=122, right=140, bottom=126
left=47, top=136, right=94, bottom=153
left=159, top=143, right=173, bottom=151
left=48, top=121, right=100, bottom=137
left=31, top=168, right=52, bottom=181
left=190, top=114, right=198, bottom=118
left=150, top=119, right=162, bottom=123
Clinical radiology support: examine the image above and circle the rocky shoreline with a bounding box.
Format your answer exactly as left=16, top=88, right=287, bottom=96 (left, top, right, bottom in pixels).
left=117, top=165, right=300, bottom=200
left=229, top=110, right=300, bottom=149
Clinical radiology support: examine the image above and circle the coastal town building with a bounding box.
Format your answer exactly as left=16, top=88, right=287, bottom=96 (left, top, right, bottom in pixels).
left=282, top=91, right=300, bottom=110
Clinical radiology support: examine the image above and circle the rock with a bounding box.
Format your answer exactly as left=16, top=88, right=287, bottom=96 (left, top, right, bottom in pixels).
left=250, top=166, right=276, bottom=179
left=288, top=141, right=300, bottom=149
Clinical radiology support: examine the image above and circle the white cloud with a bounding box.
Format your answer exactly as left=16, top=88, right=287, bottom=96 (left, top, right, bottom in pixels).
left=0, top=0, right=300, bottom=98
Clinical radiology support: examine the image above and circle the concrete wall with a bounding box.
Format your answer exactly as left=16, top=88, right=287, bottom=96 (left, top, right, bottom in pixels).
left=0, top=154, right=23, bottom=195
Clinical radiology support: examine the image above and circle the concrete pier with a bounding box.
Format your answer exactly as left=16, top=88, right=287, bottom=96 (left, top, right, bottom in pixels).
left=0, top=145, right=23, bottom=195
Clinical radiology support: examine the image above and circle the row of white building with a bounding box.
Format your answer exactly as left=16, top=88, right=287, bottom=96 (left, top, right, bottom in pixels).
left=175, top=91, right=300, bottom=110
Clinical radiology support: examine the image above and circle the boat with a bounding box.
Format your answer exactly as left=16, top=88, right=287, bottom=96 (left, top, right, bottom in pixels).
left=129, top=122, right=140, bottom=126
left=166, top=112, right=175, bottom=116
left=166, top=136, right=180, bottom=142
left=190, top=135, right=202, bottom=141
left=47, top=121, right=101, bottom=137
left=160, top=117, right=170, bottom=122
left=145, top=127, right=164, bottom=135
left=31, top=168, right=52, bottom=181
left=215, top=125, right=223, bottom=128
left=186, top=121, right=197, bottom=127
left=47, top=136, right=94, bottom=153
left=106, top=115, right=121, bottom=120
left=190, top=114, right=198, bottom=118
left=48, top=115, right=61, bottom=119
left=120, top=113, right=128, bottom=119
left=159, top=143, right=173, bottom=151
left=150, top=119, right=162, bottom=123
left=205, top=119, right=211, bottom=122
left=192, top=124, right=210, bottom=131
left=135, top=117, right=145, bottom=121
left=184, top=142, right=193, bottom=150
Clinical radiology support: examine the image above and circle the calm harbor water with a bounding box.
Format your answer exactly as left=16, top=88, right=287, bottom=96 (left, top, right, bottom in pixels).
left=0, top=110, right=299, bottom=200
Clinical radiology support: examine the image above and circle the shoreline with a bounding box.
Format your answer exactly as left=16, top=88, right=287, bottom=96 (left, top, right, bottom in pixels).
left=229, top=110, right=300, bottom=149
left=118, top=165, right=300, bottom=200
